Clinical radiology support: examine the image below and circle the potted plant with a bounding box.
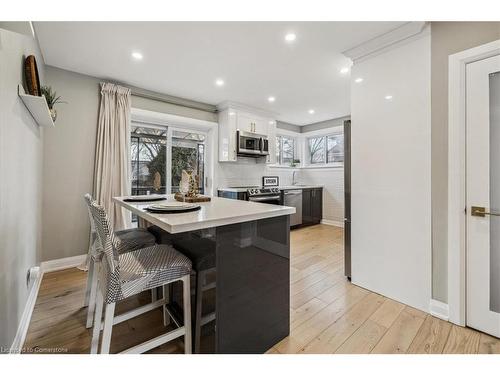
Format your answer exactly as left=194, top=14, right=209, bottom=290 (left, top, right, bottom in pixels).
left=40, top=85, right=66, bottom=122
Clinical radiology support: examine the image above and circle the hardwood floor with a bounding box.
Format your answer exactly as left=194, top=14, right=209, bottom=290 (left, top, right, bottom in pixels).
left=24, top=224, right=500, bottom=354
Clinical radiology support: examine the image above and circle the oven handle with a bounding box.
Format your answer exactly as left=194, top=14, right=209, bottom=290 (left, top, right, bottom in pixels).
left=248, top=195, right=281, bottom=202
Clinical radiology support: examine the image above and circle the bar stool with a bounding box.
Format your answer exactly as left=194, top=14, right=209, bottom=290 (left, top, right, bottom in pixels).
left=86, top=196, right=193, bottom=354
left=83, top=194, right=157, bottom=328
left=149, top=227, right=215, bottom=353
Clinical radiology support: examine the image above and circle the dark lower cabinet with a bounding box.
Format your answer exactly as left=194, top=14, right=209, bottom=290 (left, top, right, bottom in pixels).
left=302, top=188, right=323, bottom=226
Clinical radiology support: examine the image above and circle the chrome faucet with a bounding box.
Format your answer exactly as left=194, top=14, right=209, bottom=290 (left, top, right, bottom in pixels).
left=292, top=170, right=297, bottom=185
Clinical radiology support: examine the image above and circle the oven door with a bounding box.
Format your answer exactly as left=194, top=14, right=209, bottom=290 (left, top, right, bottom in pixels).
left=237, top=131, right=262, bottom=155
left=248, top=195, right=282, bottom=205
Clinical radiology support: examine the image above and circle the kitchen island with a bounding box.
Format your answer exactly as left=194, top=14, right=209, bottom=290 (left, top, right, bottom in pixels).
left=114, top=195, right=295, bottom=354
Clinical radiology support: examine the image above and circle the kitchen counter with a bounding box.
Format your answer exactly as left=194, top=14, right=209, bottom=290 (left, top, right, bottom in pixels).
left=217, top=185, right=323, bottom=193
left=114, top=194, right=293, bottom=353
left=278, top=185, right=323, bottom=190
left=114, top=195, right=295, bottom=233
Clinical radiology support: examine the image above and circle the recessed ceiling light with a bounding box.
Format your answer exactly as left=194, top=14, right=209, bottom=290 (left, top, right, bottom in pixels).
left=354, top=77, right=364, bottom=83
left=385, top=95, right=393, bottom=100
left=285, top=33, right=296, bottom=42
left=340, top=67, right=350, bottom=74
left=308, top=109, right=315, bottom=114
left=215, top=79, right=225, bottom=87
left=268, top=96, right=276, bottom=103
left=131, top=51, right=143, bottom=60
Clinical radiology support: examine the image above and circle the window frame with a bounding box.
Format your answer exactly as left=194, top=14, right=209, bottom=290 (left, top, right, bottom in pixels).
left=275, top=134, right=297, bottom=166
left=306, top=131, right=344, bottom=167
left=130, top=120, right=209, bottom=195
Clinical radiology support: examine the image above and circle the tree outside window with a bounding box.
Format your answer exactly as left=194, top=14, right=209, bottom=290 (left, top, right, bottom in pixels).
left=276, top=135, right=296, bottom=166
left=308, top=137, right=325, bottom=164
left=308, top=133, right=344, bottom=165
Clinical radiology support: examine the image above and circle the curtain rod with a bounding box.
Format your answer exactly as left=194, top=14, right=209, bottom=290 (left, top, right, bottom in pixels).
left=104, top=79, right=218, bottom=113
left=129, top=85, right=218, bottom=114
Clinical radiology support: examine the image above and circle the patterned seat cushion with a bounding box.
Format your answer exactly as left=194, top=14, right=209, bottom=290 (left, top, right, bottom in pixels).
left=104, top=244, right=192, bottom=303
left=115, top=228, right=156, bottom=252
left=89, top=228, right=156, bottom=260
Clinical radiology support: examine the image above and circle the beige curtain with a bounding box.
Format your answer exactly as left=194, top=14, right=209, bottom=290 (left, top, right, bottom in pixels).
left=93, top=83, right=131, bottom=230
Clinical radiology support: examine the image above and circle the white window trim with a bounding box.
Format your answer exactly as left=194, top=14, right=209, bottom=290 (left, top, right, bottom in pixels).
left=305, top=129, right=344, bottom=167
left=268, top=125, right=344, bottom=170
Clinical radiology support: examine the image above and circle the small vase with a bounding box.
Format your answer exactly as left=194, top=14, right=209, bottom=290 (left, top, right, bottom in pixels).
left=49, top=108, right=57, bottom=122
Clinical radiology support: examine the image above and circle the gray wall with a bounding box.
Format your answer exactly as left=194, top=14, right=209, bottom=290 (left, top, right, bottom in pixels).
left=277, top=116, right=351, bottom=134
left=276, top=120, right=301, bottom=133
left=301, top=115, right=350, bottom=133
left=430, top=22, right=500, bottom=303
left=0, top=28, right=44, bottom=349
left=42, top=67, right=101, bottom=262
left=42, top=66, right=217, bottom=261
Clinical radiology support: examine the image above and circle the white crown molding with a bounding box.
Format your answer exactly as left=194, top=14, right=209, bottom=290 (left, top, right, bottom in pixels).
left=217, top=100, right=279, bottom=118
left=343, top=22, right=428, bottom=63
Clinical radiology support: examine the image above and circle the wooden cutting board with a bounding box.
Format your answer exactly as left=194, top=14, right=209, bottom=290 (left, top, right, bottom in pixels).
left=174, top=193, right=211, bottom=203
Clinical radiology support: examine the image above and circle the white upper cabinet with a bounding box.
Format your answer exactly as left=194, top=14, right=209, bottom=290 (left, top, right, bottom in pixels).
left=237, top=113, right=268, bottom=135
left=217, top=102, right=277, bottom=162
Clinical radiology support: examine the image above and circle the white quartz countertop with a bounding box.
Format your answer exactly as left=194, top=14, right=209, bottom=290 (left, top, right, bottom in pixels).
left=278, top=185, right=323, bottom=190
left=114, top=195, right=295, bottom=234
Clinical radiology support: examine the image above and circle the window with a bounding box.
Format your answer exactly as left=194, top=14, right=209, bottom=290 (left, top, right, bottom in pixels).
left=171, top=130, right=205, bottom=194
left=131, top=125, right=168, bottom=195
left=307, top=133, right=344, bottom=165
left=275, top=135, right=296, bottom=166
left=327, top=134, right=344, bottom=163
left=130, top=123, right=206, bottom=195
left=308, top=137, right=325, bottom=164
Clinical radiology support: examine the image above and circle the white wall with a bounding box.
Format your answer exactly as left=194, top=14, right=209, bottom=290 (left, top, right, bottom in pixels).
left=0, top=28, right=44, bottom=349
left=350, top=32, right=431, bottom=312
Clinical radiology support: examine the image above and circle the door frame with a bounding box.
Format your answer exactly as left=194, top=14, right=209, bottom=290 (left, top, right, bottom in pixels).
left=448, top=39, right=500, bottom=326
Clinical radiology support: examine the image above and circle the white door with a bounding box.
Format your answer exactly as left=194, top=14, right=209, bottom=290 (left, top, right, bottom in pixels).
left=466, top=54, right=500, bottom=338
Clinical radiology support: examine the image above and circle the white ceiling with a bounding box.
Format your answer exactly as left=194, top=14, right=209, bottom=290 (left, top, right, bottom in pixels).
left=34, top=22, right=405, bottom=125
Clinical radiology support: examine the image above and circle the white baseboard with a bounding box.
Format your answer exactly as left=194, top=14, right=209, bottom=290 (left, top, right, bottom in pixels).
left=9, top=254, right=87, bottom=352
left=9, top=266, right=42, bottom=354
left=320, top=219, right=344, bottom=228
left=40, top=254, right=86, bottom=273
left=429, top=299, right=449, bottom=321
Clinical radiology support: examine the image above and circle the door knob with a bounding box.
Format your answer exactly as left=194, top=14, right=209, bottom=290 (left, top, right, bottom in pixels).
left=471, top=206, right=500, bottom=217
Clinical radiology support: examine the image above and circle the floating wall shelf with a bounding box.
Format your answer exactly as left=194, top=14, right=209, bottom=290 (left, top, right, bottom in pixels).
left=18, top=84, right=55, bottom=128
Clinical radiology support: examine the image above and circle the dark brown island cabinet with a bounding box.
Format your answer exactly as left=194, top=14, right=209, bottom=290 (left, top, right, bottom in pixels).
left=301, top=188, right=323, bottom=226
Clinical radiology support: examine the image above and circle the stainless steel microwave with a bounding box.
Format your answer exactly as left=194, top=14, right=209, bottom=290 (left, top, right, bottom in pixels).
left=236, top=130, right=269, bottom=157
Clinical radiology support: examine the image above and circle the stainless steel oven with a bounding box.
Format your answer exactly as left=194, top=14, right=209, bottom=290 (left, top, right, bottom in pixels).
left=237, top=131, right=269, bottom=157
left=247, top=188, right=281, bottom=205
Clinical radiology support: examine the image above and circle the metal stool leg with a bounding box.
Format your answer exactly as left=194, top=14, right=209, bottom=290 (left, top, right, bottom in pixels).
left=194, top=270, right=205, bottom=353
left=163, top=284, right=170, bottom=326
